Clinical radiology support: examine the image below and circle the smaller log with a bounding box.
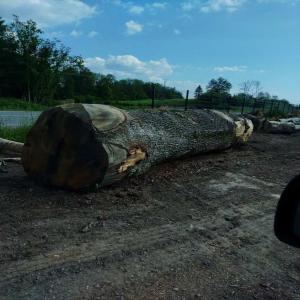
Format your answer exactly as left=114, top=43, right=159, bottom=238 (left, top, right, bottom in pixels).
left=263, top=120, right=296, bottom=134
left=0, top=158, right=22, bottom=163
left=0, top=138, right=23, bottom=156
left=244, top=114, right=266, bottom=131
left=279, top=118, right=300, bottom=131
left=279, top=117, right=300, bottom=125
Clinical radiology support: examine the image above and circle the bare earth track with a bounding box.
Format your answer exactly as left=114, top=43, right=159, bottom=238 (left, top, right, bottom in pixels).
left=1, top=132, right=300, bottom=299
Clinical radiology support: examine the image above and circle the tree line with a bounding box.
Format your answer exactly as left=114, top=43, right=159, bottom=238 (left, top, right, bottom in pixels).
left=0, top=17, right=294, bottom=108
left=0, top=16, right=182, bottom=103
left=193, top=77, right=292, bottom=109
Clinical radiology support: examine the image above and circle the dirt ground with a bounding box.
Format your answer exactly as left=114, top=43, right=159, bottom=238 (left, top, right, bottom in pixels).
left=1, top=132, right=300, bottom=300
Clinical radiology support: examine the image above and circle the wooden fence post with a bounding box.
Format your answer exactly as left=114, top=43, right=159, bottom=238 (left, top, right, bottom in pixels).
left=262, top=100, right=266, bottom=114
left=282, top=102, right=286, bottom=114
left=151, top=84, right=155, bottom=108
left=252, top=98, right=257, bottom=113
left=270, top=100, right=274, bottom=114
left=185, top=90, right=189, bottom=111
left=241, top=95, right=246, bottom=114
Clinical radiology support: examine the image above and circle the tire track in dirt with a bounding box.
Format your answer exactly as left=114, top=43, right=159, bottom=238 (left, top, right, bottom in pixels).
left=0, top=173, right=284, bottom=299
left=0, top=207, right=283, bottom=299
left=2, top=132, right=300, bottom=299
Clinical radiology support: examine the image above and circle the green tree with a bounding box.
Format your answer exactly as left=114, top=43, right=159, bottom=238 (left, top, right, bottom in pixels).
left=194, top=85, right=203, bottom=100
left=0, top=17, right=184, bottom=103
left=33, top=40, right=71, bottom=101
left=10, top=16, right=42, bottom=102
left=207, top=77, right=232, bottom=94
left=8, top=16, right=76, bottom=102
left=95, top=74, right=116, bottom=101
left=0, top=18, right=21, bottom=98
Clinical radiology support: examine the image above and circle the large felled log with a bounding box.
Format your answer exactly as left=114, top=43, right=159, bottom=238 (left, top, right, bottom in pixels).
left=22, top=104, right=253, bottom=190
left=0, top=138, right=23, bottom=156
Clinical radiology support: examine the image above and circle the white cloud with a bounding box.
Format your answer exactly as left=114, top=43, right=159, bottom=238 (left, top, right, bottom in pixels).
left=214, top=65, right=248, bottom=72
left=257, top=0, right=299, bottom=3
left=150, top=2, right=167, bottom=9
left=0, top=0, right=96, bottom=27
left=125, top=20, right=143, bottom=35
left=70, top=30, right=83, bottom=37
left=180, top=0, right=296, bottom=13
left=88, top=30, right=98, bottom=38
left=181, top=0, right=246, bottom=13
left=84, top=54, right=173, bottom=82
left=181, top=0, right=198, bottom=11
left=110, top=0, right=123, bottom=5
left=69, top=29, right=99, bottom=38
left=174, top=29, right=181, bottom=35
left=201, top=0, right=247, bottom=13
left=111, top=1, right=167, bottom=13
left=128, top=5, right=144, bottom=14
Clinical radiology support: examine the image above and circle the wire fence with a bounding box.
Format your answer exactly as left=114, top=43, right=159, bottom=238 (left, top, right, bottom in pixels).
left=1, top=87, right=299, bottom=128
left=149, top=87, right=300, bottom=116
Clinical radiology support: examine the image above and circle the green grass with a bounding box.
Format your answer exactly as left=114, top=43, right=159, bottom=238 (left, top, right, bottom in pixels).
left=0, top=124, right=32, bottom=143
left=0, top=98, right=48, bottom=111
left=110, top=98, right=204, bottom=109
left=0, top=97, right=294, bottom=118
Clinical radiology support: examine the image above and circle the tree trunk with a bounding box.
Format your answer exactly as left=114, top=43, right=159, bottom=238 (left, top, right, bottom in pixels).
left=0, top=138, right=24, bottom=156
left=22, top=104, right=253, bottom=190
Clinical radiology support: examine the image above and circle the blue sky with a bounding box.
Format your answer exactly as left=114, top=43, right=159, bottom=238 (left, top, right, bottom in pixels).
left=1, top=0, right=300, bottom=102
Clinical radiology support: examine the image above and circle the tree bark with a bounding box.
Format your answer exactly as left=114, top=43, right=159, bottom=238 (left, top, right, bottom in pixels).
left=22, top=104, right=253, bottom=190
left=0, top=138, right=24, bottom=156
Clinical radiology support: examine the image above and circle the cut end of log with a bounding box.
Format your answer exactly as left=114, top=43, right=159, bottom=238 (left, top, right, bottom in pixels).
left=22, top=105, right=109, bottom=190
left=234, top=118, right=254, bottom=144
left=212, top=110, right=253, bottom=144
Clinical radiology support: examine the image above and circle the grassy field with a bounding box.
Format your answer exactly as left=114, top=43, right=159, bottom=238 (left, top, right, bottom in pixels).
left=0, top=97, right=207, bottom=111
left=0, top=97, right=292, bottom=115
left=111, top=98, right=194, bottom=108
left=0, top=124, right=32, bottom=143
left=0, top=97, right=192, bottom=110
left=0, top=98, right=49, bottom=111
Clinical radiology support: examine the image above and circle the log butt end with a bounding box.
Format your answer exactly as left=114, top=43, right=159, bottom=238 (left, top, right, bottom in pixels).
left=22, top=107, right=109, bottom=190
left=234, top=118, right=254, bottom=144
